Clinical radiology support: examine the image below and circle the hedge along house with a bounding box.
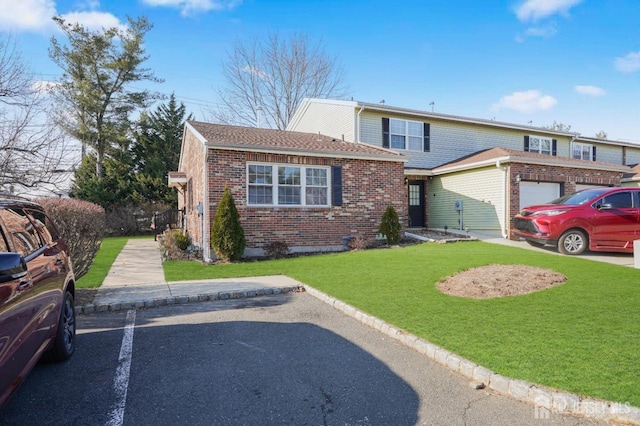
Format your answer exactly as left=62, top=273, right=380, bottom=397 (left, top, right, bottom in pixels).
left=168, top=121, right=407, bottom=261
left=287, top=98, right=639, bottom=238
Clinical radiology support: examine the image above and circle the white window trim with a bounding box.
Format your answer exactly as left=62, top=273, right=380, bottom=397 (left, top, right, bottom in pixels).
left=246, top=163, right=331, bottom=207
left=571, top=142, right=594, bottom=161
left=528, top=135, right=553, bottom=155
left=390, top=118, right=423, bottom=151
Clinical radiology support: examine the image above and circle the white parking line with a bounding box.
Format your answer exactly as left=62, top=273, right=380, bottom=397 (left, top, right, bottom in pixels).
left=106, top=310, right=136, bottom=426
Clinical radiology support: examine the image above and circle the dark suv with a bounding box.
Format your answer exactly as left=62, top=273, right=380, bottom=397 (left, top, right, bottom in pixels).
left=513, top=187, right=640, bottom=255
left=0, top=196, right=76, bottom=407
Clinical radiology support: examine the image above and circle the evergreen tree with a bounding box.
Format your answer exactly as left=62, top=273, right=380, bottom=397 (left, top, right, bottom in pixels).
left=211, top=185, right=246, bottom=261
left=131, top=93, right=193, bottom=205
left=379, top=205, right=401, bottom=245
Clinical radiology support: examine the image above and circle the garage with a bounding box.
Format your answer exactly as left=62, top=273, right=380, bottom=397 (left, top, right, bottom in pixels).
left=519, top=181, right=560, bottom=209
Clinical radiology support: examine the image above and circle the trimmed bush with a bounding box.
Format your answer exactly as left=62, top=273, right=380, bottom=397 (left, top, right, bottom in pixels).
left=211, top=185, right=246, bottom=261
left=379, top=205, right=401, bottom=245
left=37, top=197, right=106, bottom=280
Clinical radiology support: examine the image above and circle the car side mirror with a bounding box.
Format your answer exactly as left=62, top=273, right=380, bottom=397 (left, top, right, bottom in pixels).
left=0, top=253, right=28, bottom=283
left=598, top=203, right=614, bottom=210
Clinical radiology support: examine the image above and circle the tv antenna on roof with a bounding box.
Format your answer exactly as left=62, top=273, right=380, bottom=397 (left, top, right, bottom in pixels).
left=429, top=101, right=434, bottom=112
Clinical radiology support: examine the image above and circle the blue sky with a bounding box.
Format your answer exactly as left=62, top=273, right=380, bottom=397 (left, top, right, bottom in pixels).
left=2, top=0, right=639, bottom=142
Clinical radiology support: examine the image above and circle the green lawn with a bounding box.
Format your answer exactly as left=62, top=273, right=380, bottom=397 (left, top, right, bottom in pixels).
left=163, top=241, right=640, bottom=407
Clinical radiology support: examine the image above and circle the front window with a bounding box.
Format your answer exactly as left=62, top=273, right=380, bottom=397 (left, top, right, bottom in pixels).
left=572, top=143, right=594, bottom=161
left=248, top=164, right=330, bottom=207
left=527, top=136, right=552, bottom=155
left=390, top=118, right=423, bottom=151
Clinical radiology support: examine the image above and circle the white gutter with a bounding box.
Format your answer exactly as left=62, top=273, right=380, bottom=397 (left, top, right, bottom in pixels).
left=356, top=105, right=365, bottom=143
left=496, top=160, right=508, bottom=239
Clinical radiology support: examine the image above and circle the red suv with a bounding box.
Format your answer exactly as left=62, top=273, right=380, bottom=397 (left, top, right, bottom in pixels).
left=0, top=197, right=76, bottom=407
left=513, top=187, right=640, bottom=255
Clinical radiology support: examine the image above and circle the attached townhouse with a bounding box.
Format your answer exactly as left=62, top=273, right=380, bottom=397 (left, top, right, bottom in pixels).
left=287, top=98, right=640, bottom=238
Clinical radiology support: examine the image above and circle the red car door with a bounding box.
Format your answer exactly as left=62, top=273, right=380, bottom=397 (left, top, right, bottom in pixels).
left=590, top=191, right=638, bottom=250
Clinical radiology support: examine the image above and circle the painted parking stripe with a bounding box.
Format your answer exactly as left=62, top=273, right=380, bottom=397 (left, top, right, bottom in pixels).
left=106, top=310, right=136, bottom=426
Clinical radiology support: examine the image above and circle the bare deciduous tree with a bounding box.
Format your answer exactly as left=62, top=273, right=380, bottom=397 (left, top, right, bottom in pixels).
left=0, top=33, right=74, bottom=195
left=543, top=120, right=572, bottom=132
left=595, top=130, right=608, bottom=140
left=212, top=32, right=348, bottom=130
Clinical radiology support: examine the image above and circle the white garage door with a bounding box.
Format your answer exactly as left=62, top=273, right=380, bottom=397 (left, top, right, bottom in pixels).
left=519, top=181, right=560, bottom=209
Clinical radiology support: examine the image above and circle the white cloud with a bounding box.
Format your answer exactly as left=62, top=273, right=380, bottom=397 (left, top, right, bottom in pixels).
left=614, top=51, right=640, bottom=73
left=515, top=0, right=583, bottom=22
left=574, top=85, right=606, bottom=97
left=0, top=0, right=56, bottom=31
left=59, top=11, right=127, bottom=32
left=492, top=90, right=557, bottom=113
left=142, top=0, right=242, bottom=16
left=525, top=24, right=557, bottom=37
left=31, top=80, right=59, bottom=94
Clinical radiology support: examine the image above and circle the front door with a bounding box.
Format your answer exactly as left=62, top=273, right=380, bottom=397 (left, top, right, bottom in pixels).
left=408, top=181, right=425, bottom=227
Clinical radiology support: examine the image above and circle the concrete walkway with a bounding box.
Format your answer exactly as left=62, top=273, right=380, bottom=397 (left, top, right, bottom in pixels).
left=90, top=239, right=303, bottom=311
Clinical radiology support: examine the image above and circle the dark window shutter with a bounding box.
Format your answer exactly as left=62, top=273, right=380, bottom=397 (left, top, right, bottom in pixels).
left=592, top=146, right=597, bottom=161
left=331, top=166, right=342, bottom=206
left=423, top=123, right=430, bottom=152
left=552, top=139, right=557, bottom=156
left=382, top=118, right=390, bottom=148
left=524, top=136, right=530, bottom=152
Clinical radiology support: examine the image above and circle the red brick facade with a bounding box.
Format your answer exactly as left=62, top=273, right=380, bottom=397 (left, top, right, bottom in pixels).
left=205, top=150, right=407, bottom=255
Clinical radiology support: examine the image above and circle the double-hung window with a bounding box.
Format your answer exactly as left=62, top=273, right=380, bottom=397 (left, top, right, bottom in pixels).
left=248, top=164, right=329, bottom=207
left=390, top=119, right=424, bottom=151
left=572, top=142, right=596, bottom=161
left=527, top=136, right=552, bottom=155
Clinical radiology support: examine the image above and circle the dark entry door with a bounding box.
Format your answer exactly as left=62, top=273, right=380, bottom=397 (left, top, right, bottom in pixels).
left=408, top=181, right=425, bottom=227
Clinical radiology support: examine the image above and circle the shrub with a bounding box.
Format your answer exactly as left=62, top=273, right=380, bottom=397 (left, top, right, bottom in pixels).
left=173, top=230, right=191, bottom=251
left=379, top=205, right=401, bottom=245
left=347, top=234, right=369, bottom=251
left=211, top=185, right=246, bottom=261
left=264, top=240, right=290, bottom=259
left=37, top=197, right=106, bottom=280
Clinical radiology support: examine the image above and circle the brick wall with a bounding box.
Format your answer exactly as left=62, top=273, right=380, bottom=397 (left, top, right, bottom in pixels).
left=507, top=163, right=621, bottom=239
left=206, top=149, right=407, bottom=254
left=177, top=129, right=206, bottom=250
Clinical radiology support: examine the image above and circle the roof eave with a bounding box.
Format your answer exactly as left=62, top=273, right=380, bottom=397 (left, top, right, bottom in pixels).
left=434, top=156, right=631, bottom=175
left=205, top=142, right=408, bottom=163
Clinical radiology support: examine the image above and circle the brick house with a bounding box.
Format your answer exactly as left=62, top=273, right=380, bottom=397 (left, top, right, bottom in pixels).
left=169, top=121, right=407, bottom=261
left=287, top=98, right=638, bottom=238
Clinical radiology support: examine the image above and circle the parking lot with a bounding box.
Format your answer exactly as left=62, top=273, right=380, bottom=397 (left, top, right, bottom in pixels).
left=0, top=293, right=602, bottom=425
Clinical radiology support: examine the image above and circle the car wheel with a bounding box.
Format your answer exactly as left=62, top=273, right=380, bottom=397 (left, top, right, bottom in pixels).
left=44, top=290, right=76, bottom=362
left=558, top=230, right=587, bottom=255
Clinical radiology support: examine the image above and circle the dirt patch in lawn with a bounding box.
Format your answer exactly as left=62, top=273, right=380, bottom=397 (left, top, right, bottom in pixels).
left=437, top=264, right=566, bottom=299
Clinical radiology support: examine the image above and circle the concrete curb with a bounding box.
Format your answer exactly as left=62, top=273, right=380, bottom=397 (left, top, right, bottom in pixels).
left=302, top=285, right=640, bottom=425
left=75, top=285, right=304, bottom=315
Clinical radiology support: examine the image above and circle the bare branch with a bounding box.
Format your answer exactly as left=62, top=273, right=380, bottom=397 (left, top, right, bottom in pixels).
left=210, top=32, right=348, bottom=130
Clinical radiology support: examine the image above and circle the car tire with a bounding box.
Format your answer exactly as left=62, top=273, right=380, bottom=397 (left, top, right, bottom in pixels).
left=558, top=230, right=588, bottom=255
left=43, top=290, right=76, bottom=362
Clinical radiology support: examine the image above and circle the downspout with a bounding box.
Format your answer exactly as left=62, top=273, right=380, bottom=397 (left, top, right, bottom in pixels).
left=356, top=105, right=365, bottom=143
left=496, top=160, right=508, bottom=238
left=202, top=143, right=210, bottom=262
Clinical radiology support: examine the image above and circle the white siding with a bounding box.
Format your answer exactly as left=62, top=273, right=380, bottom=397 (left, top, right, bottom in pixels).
left=286, top=100, right=355, bottom=142
left=428, top=167, right=504, bottom=231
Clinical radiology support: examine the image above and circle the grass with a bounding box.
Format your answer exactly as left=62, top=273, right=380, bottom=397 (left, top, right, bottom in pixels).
left=76, top=235, right=152, bottom=288
left=163, top=241, right=640, bottom=407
